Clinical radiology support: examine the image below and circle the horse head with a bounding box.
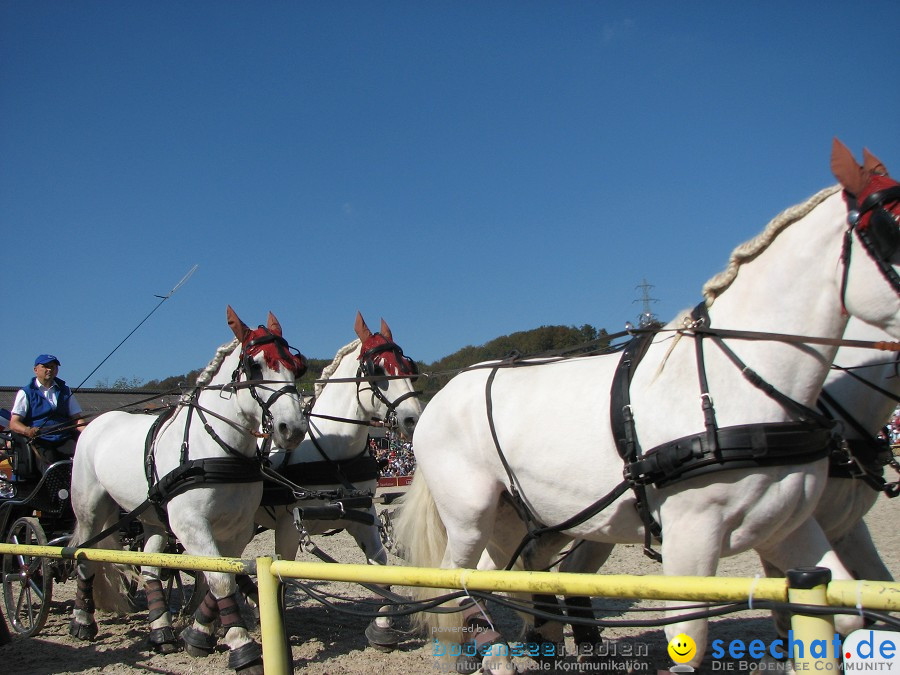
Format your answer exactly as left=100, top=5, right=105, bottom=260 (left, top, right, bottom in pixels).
left=831, top=139, right=900, bottom=336
left=354, top=311, right=423, bottom=439
left=227, top=305, right=308, bottom=449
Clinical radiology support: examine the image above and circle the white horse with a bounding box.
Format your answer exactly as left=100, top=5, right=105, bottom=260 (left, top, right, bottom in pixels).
left=254, top=312, right=422, bottom=648
left=500, top=315, right=900, bottom=652
left=394, top=140, right=900, bottom=671
left=786, top=317, right=899, bottom=581
left=69, top=307, right=308, bottom=675
left=758, top=316, right=900, bottom=637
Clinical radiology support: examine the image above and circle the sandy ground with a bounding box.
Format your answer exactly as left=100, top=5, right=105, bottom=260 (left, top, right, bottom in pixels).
left=1, top=487, right=897, bottom=675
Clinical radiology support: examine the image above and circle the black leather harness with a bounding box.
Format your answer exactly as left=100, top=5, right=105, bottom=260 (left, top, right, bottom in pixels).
left=261, top=451, right=379, bottom=507
left=610, top=303, right=837, bottom=559
left=818, top=387, right=900, bottom=497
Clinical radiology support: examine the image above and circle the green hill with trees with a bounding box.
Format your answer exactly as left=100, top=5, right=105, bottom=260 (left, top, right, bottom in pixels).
left=108, top=324, right=612, bottom=399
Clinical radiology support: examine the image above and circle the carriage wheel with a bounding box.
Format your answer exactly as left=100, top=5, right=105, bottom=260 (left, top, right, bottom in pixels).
left=2, top=517, right=53, bottom=636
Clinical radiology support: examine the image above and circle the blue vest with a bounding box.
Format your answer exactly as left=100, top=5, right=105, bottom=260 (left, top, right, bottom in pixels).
left=22, top=377, right=74, bottom=443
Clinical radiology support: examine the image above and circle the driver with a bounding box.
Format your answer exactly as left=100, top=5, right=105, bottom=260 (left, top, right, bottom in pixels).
left=8, top=354, right=87, bottom=473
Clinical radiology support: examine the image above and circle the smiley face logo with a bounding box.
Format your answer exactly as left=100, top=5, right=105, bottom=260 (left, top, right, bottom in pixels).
left=667, top=633, right=697, bottom=664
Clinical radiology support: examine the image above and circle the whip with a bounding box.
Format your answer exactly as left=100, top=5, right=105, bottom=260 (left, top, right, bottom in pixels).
left=73, top=264, right=199, bottom=391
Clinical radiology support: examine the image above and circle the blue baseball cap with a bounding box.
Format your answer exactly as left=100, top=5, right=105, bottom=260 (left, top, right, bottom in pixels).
left=34, top=354, right=60, bottom=367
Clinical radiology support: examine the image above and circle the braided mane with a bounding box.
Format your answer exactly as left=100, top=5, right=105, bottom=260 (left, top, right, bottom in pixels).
left=315, top=339, right=361, bottom=398
left=194, top=338, right=240, bottom=388
left=702, top=185, right=841, bottom=306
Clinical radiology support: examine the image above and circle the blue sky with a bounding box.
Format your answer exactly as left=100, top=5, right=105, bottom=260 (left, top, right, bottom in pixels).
left=2, top=2, right=898, bottom=388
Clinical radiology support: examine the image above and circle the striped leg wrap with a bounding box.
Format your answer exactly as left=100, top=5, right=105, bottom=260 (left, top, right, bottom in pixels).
left=193, top=590, right=220, bottom=626
left=217, top=594, right=246, bottom=631
left=460, top=598, right=503, bottom=649
left=145, top=578, right=168, bottom=623
left=74, top=575, right=95, bottom=613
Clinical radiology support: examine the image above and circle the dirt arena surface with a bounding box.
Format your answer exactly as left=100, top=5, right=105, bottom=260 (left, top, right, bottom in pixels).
left=1, top=488, right=897, bottom=674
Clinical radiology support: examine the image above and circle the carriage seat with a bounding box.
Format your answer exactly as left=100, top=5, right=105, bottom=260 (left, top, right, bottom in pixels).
left=8, top=433, right=72, bottom=481
left=9, top=434, right=40, bottom=481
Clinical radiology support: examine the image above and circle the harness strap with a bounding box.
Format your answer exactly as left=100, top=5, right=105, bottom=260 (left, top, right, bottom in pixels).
left=306, top=427, right=369, bottom=492
left=482, top=354, right=629, bottom=569
left=148, top=457, right=261, bottom=504
left=818, top=390, right=894, bottom=493
left=818, top=389, right=883, bottom=451
left=63, top=456, right=262, bottom=556
left=485, top=360, right=531, bottom=506
left=502, top=479, right=631, bottom=570
left=693, top=328, right=720, bottom=455
left=689, top=304, right=835, bottom=428
left=828, top=363, right=900, bottom=404
left=609, top=330, right=662, bottom=560
left=144, top=406, right=178, bottom=493
left=626, top=422, right=834, bottom=487
left=274, top=452, right=378, bottom=487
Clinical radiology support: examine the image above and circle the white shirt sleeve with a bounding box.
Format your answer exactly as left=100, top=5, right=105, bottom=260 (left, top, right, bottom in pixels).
left=11, top=389, right=28, bottom=417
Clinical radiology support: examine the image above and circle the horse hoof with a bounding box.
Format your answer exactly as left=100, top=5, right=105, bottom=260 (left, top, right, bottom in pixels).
left=228, top=641, right=263, bottom=671
left=148, top=626, right=178, bottom=654
left=68, top=618, right=98, bottom=641
left=365, top=621, right=402, bottom=651
left=180, top=626, right=216, bottom=657
left=183, top=641, right=214, bottom=658
left=455, top=649, right=482, bottom=675
left=235, top=663, right=264, bottom=675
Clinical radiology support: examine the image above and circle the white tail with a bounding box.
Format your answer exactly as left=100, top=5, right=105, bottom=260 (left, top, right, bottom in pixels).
left=393, top=472, right=466, bottom=640
left=68, top=529, right=135, bottom=614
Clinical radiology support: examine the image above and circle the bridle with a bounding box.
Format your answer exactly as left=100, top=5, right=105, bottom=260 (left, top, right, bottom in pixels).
left=840, top=183, right=900, bottom=309
left=356, top=335, right=421, bottom=424
left=225, top=326, right=307, bottom=451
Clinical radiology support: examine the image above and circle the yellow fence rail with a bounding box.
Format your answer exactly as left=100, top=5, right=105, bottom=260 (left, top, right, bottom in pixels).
left=2, top=543, right=899, bottom=674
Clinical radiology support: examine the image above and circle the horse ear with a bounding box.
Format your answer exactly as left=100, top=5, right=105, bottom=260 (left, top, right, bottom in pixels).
left=267, top=311, right=283, bottom=336
left=227, top=305, right=250, bottom=342
left=831, top=137, right=866, bottom=195
left=380, top=318, right=393, bottom=342
left=862, top=147, right=889, bottom=177
left=355, top=311, right=372, bottom=342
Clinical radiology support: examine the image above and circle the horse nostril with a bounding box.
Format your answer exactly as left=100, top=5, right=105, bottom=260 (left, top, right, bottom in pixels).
left=403, top=417, right=417, bottom=432
left=278, top=422, right=292, bottom=438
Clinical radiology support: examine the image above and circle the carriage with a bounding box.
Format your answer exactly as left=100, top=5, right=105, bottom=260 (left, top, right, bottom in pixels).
left=0, top=430, right=201, bottom=638
left=0, top=442, right=76, bottom=637
left=0, top=307, right=419, bottom=670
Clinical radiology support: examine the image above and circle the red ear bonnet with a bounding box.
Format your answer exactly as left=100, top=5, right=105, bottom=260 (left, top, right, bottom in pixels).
left=831, top=138, right=899, bottom=229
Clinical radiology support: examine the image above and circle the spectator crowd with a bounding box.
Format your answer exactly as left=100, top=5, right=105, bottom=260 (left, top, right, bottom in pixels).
left=370, top=437, right=416, bottom=477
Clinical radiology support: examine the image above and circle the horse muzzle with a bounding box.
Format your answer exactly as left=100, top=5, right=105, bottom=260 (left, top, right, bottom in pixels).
left=274, top=421, right=307, bottom=450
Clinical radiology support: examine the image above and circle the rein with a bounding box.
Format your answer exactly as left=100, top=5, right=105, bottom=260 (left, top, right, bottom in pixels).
left=816, top=357, right=900, bottom=497
left=488, top=305, right=895, bottom=568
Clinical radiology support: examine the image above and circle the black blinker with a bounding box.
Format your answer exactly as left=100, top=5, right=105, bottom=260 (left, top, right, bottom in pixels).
left=868, top=208, right=900, bottom=260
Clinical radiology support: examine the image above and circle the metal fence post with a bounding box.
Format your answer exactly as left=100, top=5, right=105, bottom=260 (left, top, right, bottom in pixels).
left=786, top=567, right=839, bottom=672
left=256, top=556, right=290, bottom=675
